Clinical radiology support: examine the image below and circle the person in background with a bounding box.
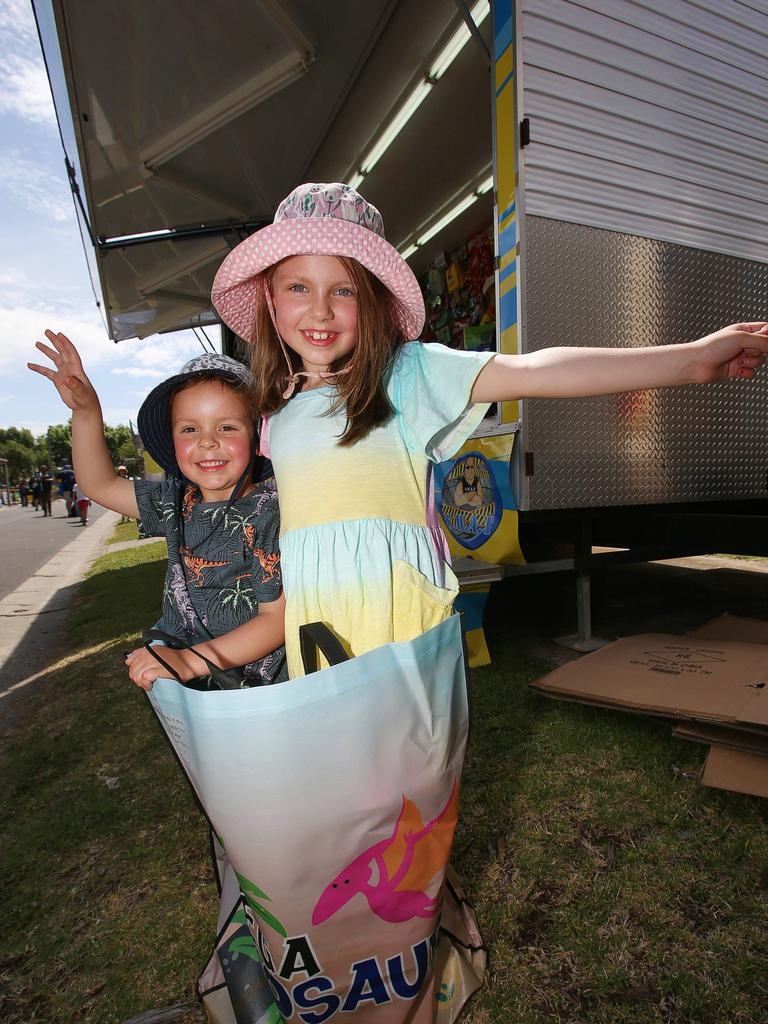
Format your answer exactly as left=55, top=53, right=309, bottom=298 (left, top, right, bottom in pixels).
left=73, top=480, right=91, bottom=526
left=30, top=473, right=41, bottom=511
left=38, top=465, right=53, bottom=517
left=59, top=464, right=76, bottom=517
left=116, top=466, right=132, bottom=523
left=19, top=479, right=29, bottom=507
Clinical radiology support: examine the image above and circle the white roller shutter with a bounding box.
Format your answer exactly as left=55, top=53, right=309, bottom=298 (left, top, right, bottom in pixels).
left=520, top=0, right=768, bottom=261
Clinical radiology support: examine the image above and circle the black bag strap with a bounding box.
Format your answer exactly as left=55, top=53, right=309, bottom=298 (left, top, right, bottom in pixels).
left=141, top=627, right=245, bottom=691
left=299, top=622, right=350, bottom=675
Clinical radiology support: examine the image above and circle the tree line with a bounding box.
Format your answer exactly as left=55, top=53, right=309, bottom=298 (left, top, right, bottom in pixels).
left=0, top=423, right=138, bottom=482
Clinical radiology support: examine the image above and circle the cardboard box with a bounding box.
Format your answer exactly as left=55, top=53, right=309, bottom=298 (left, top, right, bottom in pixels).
left=687, top=613, right=768, bottom=644
left=673, top=721, right=768, bottom=757
left=531, top=634, right=768, bottom=731
left=701, top=746, right=768, bottom=798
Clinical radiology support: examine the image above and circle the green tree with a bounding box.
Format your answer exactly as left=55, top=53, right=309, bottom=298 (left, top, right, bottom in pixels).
left=0, top=421, right=138, bottom=476
left=34, top=435, right=48, bottom=465
left=0, top=439, right=36, bottom=480
left=0, top=426, right=36, bottom=448
left=45, top=423, right=72, bottom=466
left=104, top=424, right=137, bottom=466
left=0, top=427, right=41, bottom=480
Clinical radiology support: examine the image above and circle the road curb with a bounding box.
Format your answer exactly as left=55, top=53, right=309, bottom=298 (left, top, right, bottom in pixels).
left=0, top=509, right=120, bottom=678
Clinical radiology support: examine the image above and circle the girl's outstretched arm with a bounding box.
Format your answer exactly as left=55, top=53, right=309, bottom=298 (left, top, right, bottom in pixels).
left=28, top=329, right=139, bottom=518
left=470, top=322, right=768, bottom=403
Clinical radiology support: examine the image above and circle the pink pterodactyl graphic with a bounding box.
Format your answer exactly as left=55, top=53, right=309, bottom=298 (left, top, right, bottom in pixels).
left=312, top=781, right=459, bottom=926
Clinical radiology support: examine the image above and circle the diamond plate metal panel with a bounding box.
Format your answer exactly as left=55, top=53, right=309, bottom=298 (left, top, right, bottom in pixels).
left=523, top=218, right=768, bottom=510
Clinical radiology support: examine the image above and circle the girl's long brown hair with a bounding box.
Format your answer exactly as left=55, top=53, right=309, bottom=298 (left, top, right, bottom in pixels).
left=248, top=257, right=409, bottom=447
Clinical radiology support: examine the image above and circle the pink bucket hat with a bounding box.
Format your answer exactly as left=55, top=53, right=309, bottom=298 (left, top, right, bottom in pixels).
left=211, top=182, right=425, bottom=343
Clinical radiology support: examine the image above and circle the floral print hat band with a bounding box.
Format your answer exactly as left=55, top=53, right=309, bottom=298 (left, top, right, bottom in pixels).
left=211, top=183, right=426, bottom=397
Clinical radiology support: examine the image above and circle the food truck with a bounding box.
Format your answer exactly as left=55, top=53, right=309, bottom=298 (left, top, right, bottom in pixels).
left=35, top=0, right=768, bottom=658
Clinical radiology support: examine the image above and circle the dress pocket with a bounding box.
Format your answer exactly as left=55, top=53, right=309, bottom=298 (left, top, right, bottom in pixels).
left=392, top=560, right=459, bottom=644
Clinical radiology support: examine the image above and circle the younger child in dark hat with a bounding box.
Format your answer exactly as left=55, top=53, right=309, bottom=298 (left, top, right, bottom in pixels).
left=29, top=331, right=286, bottom=689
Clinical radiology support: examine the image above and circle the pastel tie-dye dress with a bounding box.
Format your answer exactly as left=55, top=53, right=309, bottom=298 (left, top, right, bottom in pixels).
left=262, top=342, right=494, bottom=678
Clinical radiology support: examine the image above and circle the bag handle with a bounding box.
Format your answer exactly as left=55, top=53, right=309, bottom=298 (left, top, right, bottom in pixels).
left=141, top=627, right=245, bottom=691
left=299, top=622, right=350, bottom=675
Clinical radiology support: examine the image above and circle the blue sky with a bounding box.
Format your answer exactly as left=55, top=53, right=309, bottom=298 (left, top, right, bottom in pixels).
left=0, top=0, right=213, bottom=437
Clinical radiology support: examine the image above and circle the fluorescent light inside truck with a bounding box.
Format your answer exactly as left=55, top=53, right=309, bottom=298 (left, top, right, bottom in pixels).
left=416, top=192, right=478, bottom=246
left=349, top=1, right=490, bottom=187
left=360, top=81, right=433, bottom=175
left=429, top=0, right=491, bottom=80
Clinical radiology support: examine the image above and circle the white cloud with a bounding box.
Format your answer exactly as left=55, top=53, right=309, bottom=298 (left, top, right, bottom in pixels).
left=0, top=149, right=72, bottom=222
left=3, top=303, right=108, bottom=376
left=110, top=366, right=167, bottom=379
left=99, top=404, right=140, bottom=426
left=4, top=305, right=210, bottom=375
left=130, top=333, right=216, bottom=373
left=0, top=54, right=55, bottom=126
left=0, top=0, right=35, bottom=35
left=0, top=0, right=57, bottom=128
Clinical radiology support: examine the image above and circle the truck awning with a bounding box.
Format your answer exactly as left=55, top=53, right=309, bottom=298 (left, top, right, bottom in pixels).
left=35, top=0, right=493, bottom=342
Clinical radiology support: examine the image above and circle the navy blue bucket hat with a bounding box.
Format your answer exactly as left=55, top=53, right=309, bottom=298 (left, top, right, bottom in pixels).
left=137, top=353, right=255, bottom=477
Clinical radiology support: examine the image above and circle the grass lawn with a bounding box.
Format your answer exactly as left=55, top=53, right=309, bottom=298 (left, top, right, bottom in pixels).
left=108, top=520, right=140, bottom=545
left=1, top=547, right=766, bottom=1023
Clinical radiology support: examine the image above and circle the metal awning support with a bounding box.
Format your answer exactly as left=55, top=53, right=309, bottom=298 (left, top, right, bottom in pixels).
left=147, top=167, right=249, bottom=219
left=148, top=289, right=212, bottom=309
left=135, top=304, right=211, bottom=339
left=139, top=51, right=317, bottom=171
left=134, top=238, right=233, bottom=294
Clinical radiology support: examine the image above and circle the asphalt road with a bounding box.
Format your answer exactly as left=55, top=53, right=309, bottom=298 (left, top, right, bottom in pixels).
left=0, top=499, right=109, bottom=601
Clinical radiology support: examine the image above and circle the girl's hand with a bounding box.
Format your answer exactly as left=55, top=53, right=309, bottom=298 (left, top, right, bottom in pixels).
left=125, top=646, right=206, bottom=690
left=27, top=329, right=100, bottom=412
left=689, top=322, right=768, bottom=384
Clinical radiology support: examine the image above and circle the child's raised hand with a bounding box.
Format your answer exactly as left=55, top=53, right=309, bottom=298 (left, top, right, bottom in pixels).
left=690, top=322, right=768, bottom=384
left=27, top=329, right=99, bottom=412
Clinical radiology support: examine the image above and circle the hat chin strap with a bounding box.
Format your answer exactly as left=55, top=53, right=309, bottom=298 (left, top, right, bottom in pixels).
left=264, top=285, right=353, bottom=400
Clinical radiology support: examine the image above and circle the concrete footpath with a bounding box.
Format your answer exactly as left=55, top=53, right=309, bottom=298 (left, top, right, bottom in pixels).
left=0, top=509, right=121, bottom=731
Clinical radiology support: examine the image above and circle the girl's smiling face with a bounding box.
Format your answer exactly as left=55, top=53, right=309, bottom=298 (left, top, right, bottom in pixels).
left=171, top=380, right=254, bottom=503
left=271, top=255, right=359, bottom=377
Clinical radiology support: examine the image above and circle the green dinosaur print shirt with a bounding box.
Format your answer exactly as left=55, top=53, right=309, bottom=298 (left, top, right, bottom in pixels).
left=134, top=478, right=286, bottom=685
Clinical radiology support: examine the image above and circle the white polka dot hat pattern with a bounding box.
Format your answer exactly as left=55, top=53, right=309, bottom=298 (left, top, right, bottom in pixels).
left=211, top=183, right=425, bottom=342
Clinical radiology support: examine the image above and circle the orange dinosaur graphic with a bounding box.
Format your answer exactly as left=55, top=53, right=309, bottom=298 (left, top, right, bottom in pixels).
left=313, top=781, right=459, bottom=925
left=253, top=547, right=280, bottom=584
left=181, top=486, right=196, bottom=521
left=243, top=523, right=256, bottom=551
left=181, top=545, right=230, bottom=586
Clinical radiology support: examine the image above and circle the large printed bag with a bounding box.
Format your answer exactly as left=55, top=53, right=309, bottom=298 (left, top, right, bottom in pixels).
left=147, top=613, right=484, bottom=1024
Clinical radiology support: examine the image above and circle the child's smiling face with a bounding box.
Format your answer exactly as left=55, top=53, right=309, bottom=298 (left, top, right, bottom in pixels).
left=271, top=255, right=359, bottom=378
left=171, top=380, right=254, bottom=503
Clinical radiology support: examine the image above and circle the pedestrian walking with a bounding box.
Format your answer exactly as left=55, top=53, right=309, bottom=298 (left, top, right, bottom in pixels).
left=38, top=465, right=53, bottom=517
left=72, top=481, right=91, bottom=526
left=116, top=466, right=132, bottom=523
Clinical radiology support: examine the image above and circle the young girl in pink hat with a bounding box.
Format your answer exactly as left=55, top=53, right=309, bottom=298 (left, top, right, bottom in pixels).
left=211, top=181, right=768, bottom=1021
left=212, top=181, right=768, bottom=682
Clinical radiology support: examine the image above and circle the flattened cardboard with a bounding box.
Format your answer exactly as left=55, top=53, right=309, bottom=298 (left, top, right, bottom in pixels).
left=701, top=746, right=768, bottom=798
left=531, top=634, right=768, bottom=730
left=673, top=722, right=768, bottom=757
left=687, top=614, right=768, bottom=645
